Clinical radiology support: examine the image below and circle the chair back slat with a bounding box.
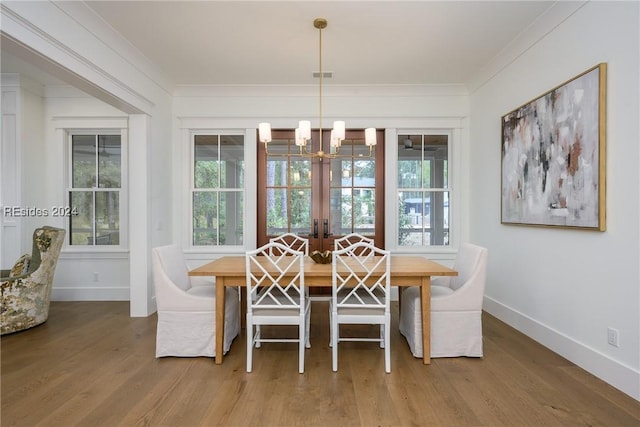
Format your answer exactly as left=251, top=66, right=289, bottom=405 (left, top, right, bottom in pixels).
left=246, top=242, right=305, bottom=313
left=332, top=241, right=390, bottom=311
left=334, top=233, right=374, bottom=252
left=269, top=233, right=309, bottom=256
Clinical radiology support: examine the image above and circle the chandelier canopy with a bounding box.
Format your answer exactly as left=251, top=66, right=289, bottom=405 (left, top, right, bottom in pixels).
left=258, top=18, right=377, bottom=160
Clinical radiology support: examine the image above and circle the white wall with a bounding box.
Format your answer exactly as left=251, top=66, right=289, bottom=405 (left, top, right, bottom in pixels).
left=469, top=2, right=639, bottom=399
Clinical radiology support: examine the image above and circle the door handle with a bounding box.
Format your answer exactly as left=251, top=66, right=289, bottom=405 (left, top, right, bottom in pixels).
left=313, top=219, right=319, bottom=239
left=323, top=219, right=330, bottom=238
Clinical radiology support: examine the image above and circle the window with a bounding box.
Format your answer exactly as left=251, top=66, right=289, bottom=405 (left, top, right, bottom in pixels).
left=397, top=133, right=450, bottom=246
left=192, top=134, right=244, bottom=246
left=68, top=133, right=122, bottom=246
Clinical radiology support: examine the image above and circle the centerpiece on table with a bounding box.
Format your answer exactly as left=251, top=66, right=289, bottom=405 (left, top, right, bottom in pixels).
left=310, top=250, right=332, bottom=264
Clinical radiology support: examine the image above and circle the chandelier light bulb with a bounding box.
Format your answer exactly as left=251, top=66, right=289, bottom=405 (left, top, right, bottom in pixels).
left=259, top=122, right=272, bottom=143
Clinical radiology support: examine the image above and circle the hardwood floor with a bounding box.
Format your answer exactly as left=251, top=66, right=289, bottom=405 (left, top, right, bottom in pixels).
left=2, top=301, right=638, bottom=426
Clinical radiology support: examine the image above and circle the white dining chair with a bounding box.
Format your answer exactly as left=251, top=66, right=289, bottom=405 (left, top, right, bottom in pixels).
left=328, top=233, right=376, bottom=343
left=246, top=242, right=310, bottom=373
left=151, top=245, right=240, bottom=358
left=330, top=241, right=391, bottom=373
left=399, top=243, right=488, bottom=358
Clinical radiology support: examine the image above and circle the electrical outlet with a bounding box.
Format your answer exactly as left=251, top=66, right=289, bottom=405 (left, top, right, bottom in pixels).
left=607, top=327, right=619, bottom=347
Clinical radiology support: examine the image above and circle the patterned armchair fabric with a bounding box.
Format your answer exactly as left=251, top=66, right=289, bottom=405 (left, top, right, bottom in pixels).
left=1, top=226, right=66, bottom=335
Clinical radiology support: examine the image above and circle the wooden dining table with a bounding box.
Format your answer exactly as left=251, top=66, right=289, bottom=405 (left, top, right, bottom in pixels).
left=189, top=255, right=457, bottom=365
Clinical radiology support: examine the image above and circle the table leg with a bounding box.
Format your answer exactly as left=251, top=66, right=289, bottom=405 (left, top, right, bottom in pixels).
left=420, top=276, right=431, bottom=364
left=240, top=287, right=247, bottom=329
left=215, top=276, right=226, bottom=364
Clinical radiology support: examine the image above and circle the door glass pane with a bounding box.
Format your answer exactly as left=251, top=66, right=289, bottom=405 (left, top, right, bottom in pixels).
left=354, top=189, right=375, bottom=234
left=290, top=189, right=311, bottom=233
left=97, top=135, right=121, bottom=188
left=266, top=188, right=288, bottom=235
left=266, top=140, right=289, bottom=187
left=290, top=158, right=311, bottom=187
left=331, top=158, right=351, bottom=187
left=95, top=191, right=119, bottom=245
left=266, top=157, right=287, bottom=187
left=72, top=135, right=95, bottom=188
left=330, top=188, right=351, bottom=236
left=69, top=191, right=93, bottom=245
left=354, top=159, right=374, bottom=180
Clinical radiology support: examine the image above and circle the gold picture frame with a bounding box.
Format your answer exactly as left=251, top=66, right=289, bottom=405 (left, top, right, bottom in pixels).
left=501, top=63, right=607, bottom=231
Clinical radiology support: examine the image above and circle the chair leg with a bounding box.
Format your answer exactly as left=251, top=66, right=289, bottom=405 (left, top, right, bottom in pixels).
left=332, top=312, right=338, bottom=372
left=384, top=318, right=391, bottom=373
left=246, top=320, right=253, bottom=373
left=305, top=309, right=311, bottom=349
left=380, top=324, right=385, bottom=348
left=255, top=325, right=261, bottom=348
left=299, top=317, right=305, bottom=373
left=328, top=303, right=333, bottom=347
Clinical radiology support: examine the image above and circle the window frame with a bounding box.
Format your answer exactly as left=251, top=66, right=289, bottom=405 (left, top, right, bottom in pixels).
left=386, top=128, right=460, bottom=254
left=65, top=128, right=128, bottom=250
left=189, top=130, right=246, bottom=250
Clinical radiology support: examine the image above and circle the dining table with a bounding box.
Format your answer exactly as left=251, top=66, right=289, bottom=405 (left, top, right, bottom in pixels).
left=188, top=255, right=457, bottom=365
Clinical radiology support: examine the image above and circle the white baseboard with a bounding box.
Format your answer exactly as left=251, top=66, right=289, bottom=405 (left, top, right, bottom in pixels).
left=52, top=286, right=129, bottom=301
left=483, top=296, right=640, bottom=401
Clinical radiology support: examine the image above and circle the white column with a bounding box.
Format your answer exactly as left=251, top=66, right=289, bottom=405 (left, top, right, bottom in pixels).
left=128, top=114, right=152, bottom=316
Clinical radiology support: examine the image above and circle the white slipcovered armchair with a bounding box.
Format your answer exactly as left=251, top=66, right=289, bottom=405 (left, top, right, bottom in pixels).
left=151, top=245, right=240, bottom=358
left=399, top=243, right=488, bottom=358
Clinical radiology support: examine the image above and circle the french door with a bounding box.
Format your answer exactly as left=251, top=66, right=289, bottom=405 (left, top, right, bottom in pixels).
left=257, top=129, right=385, bottom=252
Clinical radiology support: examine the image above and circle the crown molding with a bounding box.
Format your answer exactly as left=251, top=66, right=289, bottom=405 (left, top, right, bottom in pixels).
left=467, top=1, right=587, bottom=93
left=173, top=83, right=469, bottom=98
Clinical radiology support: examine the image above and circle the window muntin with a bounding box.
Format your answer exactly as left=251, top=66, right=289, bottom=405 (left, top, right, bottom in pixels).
left=397, top=134, right=449, bottom=246
left=192, top=134, right=244, bottom=246
left=69, top=134, right=122, bottom=246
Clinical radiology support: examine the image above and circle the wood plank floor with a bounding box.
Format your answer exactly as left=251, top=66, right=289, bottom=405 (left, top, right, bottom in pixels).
left=2, top=301, right=638, bottom=426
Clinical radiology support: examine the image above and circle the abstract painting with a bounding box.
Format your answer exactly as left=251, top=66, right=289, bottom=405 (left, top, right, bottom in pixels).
left=501, top=63, right=606, bottom=230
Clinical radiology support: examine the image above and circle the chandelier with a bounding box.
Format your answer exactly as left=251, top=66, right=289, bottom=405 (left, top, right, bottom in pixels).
left=258, top=18, right=377, bottom=160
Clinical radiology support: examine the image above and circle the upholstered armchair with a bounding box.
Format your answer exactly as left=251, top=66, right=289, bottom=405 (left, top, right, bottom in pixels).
left=1, top=226, right=66, bottom=335
left=151, top=245, right=240, bottom=358
left=399, top=243, right=488, bottom=358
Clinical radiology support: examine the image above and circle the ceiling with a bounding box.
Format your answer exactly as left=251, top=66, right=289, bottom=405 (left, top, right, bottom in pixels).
left=1, top=1, right=557, bottom=89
